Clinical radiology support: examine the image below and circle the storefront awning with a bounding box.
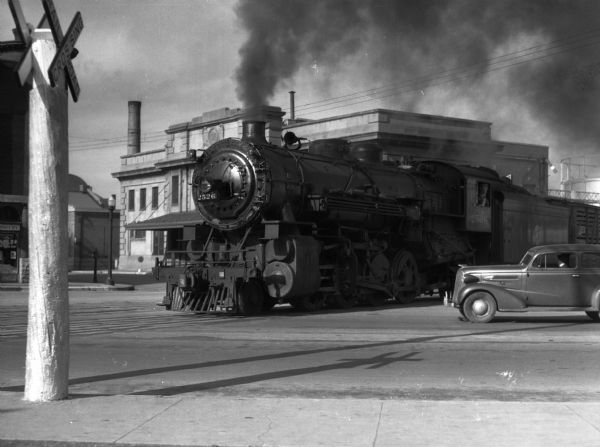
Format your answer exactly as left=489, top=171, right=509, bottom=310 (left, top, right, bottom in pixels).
left=126, top=211, right=204, bottom=230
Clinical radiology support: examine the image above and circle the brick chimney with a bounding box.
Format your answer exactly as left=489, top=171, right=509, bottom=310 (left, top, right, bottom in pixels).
left=127, top=101, right=141, bottom=155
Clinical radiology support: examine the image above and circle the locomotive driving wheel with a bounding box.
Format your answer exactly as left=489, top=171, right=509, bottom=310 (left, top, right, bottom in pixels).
left=390, top=250, right=419, bottom=304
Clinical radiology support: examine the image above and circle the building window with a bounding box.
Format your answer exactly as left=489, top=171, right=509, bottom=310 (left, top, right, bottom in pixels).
left=128, top=189, right=135, bottom=211
left=151, top=186, right=159, bottom=210
left=152, top=230, right=165, bottom=255
left=130, top=229, right=146, bottom=240
left=171, top=175, right=179, bottom=206
left=140, top=188, right=146, bottom=210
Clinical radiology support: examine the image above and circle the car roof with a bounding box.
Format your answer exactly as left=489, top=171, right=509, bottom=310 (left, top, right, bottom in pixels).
left=527, top=244, right=600, bottom=254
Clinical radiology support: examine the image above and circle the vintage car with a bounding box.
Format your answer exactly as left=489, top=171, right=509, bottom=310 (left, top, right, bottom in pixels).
left=450, top=244, right=600, bottom=323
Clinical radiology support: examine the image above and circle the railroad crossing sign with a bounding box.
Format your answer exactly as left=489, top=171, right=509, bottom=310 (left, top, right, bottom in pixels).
left=47, top=11, right=82, bottom=101
left=42, top=0, right=83, bottom=102
left=8, top=0, right=33, bottom=86
left=8, top=0, right=31, bottom=45
left=9, top=0, right=83, bottom=102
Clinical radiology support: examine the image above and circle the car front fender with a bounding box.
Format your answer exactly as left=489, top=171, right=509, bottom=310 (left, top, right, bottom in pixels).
left=591, top=289, right=600, bottom=311
left=457, top=283, right=527, bottom=310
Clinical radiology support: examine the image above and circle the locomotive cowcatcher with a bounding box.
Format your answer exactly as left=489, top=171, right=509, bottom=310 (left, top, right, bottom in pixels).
left=154, top=121, right=600, bottom=315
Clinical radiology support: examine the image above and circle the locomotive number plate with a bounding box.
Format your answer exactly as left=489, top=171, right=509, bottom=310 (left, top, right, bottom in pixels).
left=197, top=191, right=218, bottom=201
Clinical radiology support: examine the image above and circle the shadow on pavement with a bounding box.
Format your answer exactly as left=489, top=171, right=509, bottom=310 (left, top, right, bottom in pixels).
left=0, top=321, right=580, bottom=397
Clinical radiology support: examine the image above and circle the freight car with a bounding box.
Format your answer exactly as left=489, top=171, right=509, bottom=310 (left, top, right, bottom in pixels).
left=154, top=121, right=600, bottom=314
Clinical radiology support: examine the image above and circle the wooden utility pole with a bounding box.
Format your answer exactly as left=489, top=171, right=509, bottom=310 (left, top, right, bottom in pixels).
left=8, top=0, right=83, bottom=402
left=24, top=28, right=70, bottom=402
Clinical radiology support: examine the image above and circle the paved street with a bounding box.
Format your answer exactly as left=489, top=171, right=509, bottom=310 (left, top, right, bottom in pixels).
left=1, top=285, right=599, bottom=402
left=1, top=284, right=600, bottom=446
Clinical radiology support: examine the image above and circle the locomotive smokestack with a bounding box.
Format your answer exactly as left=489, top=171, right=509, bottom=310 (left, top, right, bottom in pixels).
left=242, top=120, right=267, bottom=144
left=289, top=91, right=295, bottom=120
left=127, top=100, right=141, bottom=155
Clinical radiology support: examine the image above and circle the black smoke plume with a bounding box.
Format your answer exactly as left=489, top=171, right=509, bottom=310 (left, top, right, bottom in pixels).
left=235, top=0, right=600, bottom=155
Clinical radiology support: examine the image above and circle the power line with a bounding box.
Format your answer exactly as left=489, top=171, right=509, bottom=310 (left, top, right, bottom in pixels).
left=69, top=130, right=165, bottom=145
left=294, top=26, right=600, bottom=112
left=294, top=27, right=600, bottom=116
left=305, top=39, right=600, bottom=116
left=68, top=27, right=600, bottom=149
left=69, top=130, right=167, bottom=152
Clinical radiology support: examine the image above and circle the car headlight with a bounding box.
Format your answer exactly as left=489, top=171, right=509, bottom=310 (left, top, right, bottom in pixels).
left=463, top=274, right=479, bottom=284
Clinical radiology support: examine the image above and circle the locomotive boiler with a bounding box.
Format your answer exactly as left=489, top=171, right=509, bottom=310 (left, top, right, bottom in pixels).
left=157, top=121, right=491, bottom=314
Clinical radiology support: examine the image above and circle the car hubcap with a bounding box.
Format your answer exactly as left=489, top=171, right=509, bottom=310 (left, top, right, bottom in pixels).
left=472, top=299, right=489, bottom=316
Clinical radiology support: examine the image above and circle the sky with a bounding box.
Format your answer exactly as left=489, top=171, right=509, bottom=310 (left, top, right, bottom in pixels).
left=3, top=0, right=600, bottom=197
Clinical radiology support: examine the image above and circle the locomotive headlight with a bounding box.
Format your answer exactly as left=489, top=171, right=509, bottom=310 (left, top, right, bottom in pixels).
left=199, top=179, right=212, bottom=193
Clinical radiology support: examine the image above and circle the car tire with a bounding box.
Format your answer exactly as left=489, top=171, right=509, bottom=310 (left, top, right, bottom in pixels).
left=462, top=292, right=497, bottom=323
left=585, top=311, right=600, bottom=321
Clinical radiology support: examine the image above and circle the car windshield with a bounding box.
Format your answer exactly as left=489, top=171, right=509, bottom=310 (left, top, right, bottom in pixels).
left=519, top=252, right=533, bottom=266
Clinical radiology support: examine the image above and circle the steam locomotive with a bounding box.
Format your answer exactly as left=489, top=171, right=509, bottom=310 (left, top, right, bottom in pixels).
left=155, top=121, right=600, bottom=314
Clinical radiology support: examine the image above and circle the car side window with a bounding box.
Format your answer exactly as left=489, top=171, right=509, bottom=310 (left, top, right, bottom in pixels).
left=532, top=252, right=576, bottom=269
left=581, top=252, right=600, bottom=268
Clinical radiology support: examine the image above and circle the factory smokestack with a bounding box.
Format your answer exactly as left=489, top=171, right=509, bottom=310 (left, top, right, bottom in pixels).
left=289, top=91, right=295, bottom=120
left=127, top=101, right=141, bottom=155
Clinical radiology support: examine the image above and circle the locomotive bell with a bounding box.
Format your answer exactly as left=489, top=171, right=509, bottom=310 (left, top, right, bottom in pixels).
left=283, top=131, right=306, bottom=150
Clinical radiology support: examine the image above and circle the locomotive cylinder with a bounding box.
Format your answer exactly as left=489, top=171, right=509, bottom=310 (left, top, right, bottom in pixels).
left=263, top=236, right=320, bottom=299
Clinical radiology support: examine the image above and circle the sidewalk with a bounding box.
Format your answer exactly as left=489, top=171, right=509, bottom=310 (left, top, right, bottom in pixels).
left=0, top=391, right=599, bottom=446
left=0, top=281, right=135, bottom=291
left=0, top=270, right=148, bottom=291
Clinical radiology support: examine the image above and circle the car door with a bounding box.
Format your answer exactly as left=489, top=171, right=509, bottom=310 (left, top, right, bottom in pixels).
left=525, top=251, right=579, bottom=306
left=576, top=251, right=600, bottom=307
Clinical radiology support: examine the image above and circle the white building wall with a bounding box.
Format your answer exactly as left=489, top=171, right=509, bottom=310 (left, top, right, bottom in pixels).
left=120, top=176, right=166, bottom=269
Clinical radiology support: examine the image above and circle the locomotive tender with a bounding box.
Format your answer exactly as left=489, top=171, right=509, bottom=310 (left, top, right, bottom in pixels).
left=155, top=121, right=600, bottom=315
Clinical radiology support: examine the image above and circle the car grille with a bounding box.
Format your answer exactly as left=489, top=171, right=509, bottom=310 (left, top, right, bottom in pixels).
left=452, top=271, right=464, bottom=301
